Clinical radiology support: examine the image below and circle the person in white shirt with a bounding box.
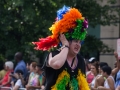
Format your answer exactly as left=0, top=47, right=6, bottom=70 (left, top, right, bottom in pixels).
left=11, top=69, right=24, bottom=90
left=97, top=66, right=115, bottom=90
left=89, top=62, right=100, bottom=89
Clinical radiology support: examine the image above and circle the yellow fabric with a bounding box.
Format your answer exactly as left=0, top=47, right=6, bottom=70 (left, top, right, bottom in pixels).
left=77, top=70, right=90, bottom=90
left=51, top=69, right=90, bottom=90
left=0, top=70, right=6, bottom=79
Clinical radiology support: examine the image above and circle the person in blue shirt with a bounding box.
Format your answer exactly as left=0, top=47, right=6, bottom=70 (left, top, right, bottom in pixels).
left=14, top=52, right=27, bottom=78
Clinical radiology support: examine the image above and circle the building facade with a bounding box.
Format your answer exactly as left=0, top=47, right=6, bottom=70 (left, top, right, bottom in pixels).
left=88, top=0, right=120, bottom=68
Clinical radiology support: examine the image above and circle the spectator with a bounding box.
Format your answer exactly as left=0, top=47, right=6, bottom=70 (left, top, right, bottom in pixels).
left=14, top=52, right=27, bottom=77
left=26, top=60, right=32, bottom=71
left=24, top=60, right=33, bottom=86
left=97, top=66, right=115, bottom=90
left=0, top=61, right=14, bottom=87
left=36, top=64, right=45, bottom=89
left=0, top=62, right=6, bottom=80
left=11, top=69, right=24, bottom=90
left=26, top=62, right=39, bottom=90
left=89, top=62, right=100, bottom=89
left=114, top=52, right=120, bottom=89
left=93, top=52, right=120, bottom=90
left=86, top=57, right=98, bottom=84
left=94, top=62, right=108, bottom=88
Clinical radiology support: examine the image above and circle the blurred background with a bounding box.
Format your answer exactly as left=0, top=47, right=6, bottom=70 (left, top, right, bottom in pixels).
left=0, top=0, right=120, bottom=68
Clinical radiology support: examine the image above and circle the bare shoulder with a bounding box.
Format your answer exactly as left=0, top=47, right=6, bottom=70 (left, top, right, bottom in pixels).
left=97, top=75, right=104, bottom=80
left=107, top=76, right=114, bottom=83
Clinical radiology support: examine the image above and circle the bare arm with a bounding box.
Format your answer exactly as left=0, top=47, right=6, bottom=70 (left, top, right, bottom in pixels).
left=111, top=52, right=120, bottom=76
left=13, top=85, right=20, bottom=90
left=26, top=73, right=31, bottom=88
left=48, top=34, right=69, bottom=69
left=19, top=73, right=25, bottom=86
left=97, top=78, right=115, bottom=90
left=2, top=76, right=11, bottom=86
left=42, top=76, right=45, bottom=85
left=107, top=77, right=115, bottom=90
left=95, top=76, right=104, bottom=88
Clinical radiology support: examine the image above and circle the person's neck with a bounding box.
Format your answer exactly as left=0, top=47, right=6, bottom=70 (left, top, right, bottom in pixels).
left=33, top=70, right=37, bottom=74
left=94, top=73, right=98, bottom=77
left=38, top=71, right=42, bottom=75
left=105, top=75, right=109, bottom=78
left=67, top=53, right=76, bottom=61
left=17, top=60, right=22, bottom=62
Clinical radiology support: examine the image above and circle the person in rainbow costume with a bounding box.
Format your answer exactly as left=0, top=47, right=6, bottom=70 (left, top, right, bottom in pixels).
left=33, top=5, right=90, bottom=90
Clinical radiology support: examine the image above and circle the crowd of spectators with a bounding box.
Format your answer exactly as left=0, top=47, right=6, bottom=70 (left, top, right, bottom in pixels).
left=0, top=52, right=45, bottom=90
left=86, top=52, right=120, bottom=90
left=1, top=51, right=120, bottom=90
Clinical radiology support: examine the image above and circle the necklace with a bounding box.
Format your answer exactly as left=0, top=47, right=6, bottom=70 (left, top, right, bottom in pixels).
left=67, top=57, right=76, bottom=72
left=71, top=57, right=75, bottom=72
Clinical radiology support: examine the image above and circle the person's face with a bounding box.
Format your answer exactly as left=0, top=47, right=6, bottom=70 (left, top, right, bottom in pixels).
left=101, top=70, right=106, bottom=77
left=69, top=40, right=81, bottom=55
left=35, top=66, right=39, bottom=73
left=26, top=63, right=30, bottom=70
left=35, top=66, right=42, bottom=73
left=90, top=65, right=97, bottom=75
left=29, top=63, right=34, bottom=72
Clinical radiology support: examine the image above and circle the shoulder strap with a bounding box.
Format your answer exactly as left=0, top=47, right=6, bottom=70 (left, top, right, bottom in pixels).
left=77, top=54, right=86, bottom=75
left=42, top=50, right=60, bottom=70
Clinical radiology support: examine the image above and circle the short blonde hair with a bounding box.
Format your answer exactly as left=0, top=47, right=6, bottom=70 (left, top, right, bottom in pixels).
left=5, top=61, right=14, bottom=70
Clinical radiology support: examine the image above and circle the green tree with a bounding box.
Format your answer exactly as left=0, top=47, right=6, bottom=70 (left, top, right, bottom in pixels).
left=0, top=0, right=119, bottom=61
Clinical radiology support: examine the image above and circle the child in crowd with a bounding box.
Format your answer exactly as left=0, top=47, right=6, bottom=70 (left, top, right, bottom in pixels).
left=11, top=69, right=24, bottom=90
left=36, top=64, right=45, bottom=89
left=97, top=66, right=115, bottom=90
left=24, top=60, right=33, bottom=86
left=26, top=62, right=39, bottom=90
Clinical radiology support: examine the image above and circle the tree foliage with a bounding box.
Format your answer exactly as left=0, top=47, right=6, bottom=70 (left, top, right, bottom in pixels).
left=0, top=0, right=119, bottom=61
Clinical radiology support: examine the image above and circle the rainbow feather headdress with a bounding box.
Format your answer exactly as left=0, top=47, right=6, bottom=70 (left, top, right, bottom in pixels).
left=33, top=6, right=88, bottom=51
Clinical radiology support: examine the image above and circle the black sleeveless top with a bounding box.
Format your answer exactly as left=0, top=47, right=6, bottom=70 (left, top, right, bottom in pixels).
left=43, top=51, right=86, bottom=90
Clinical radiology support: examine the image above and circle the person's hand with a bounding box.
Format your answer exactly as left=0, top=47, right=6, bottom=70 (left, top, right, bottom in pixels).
left=59, top=33, right=69, bottom=46
left=26, top=85, right=34, bottom=89
left=19, top=73, right=23, bottom=79
left=11, top=81, right=14, bottom=87
left=97, top=86, right=104, bottom=89
left=9, top=73, right=14, bottom=77
left=114, top=51, right=119, bottom=61
left=41, top=85, right=45, bottom=90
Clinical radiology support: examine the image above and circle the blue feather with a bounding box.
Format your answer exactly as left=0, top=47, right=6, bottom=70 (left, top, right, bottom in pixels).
left=57, top=5, right=70, bottom=21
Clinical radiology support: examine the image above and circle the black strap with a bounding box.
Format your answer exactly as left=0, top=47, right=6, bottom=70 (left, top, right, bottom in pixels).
left=71, top=57, right=75, bottom=67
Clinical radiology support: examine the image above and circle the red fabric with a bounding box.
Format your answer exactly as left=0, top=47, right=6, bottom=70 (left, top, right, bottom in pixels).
left=87, top=72, right=94, bottom=83
left=32, top=36, right=58, bottom=51
left=1, top=70, right=13, bottom=87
